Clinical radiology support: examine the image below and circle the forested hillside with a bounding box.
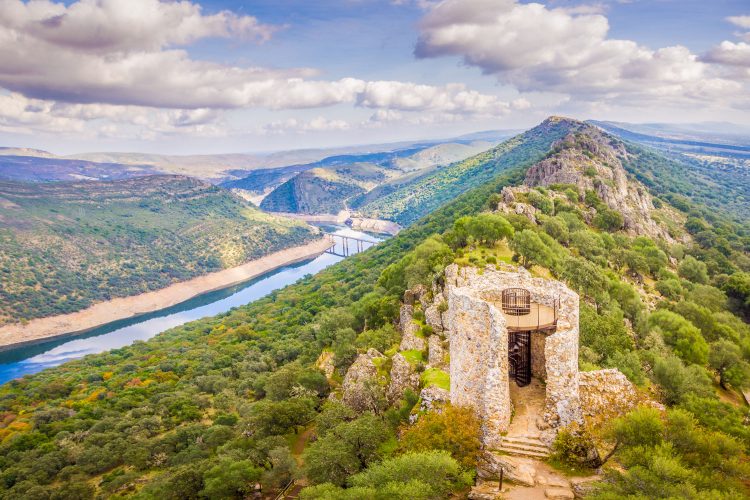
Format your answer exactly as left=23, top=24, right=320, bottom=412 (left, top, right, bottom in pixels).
left=353, top=116, right=582, bottom=225
left=0, top=118, right=749, bottom=499
left=253, top=141, right=495, bottom=215
left=0, top=175, right=317, bottom=325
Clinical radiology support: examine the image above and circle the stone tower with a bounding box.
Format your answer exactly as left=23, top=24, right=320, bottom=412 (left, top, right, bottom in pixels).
left=443, top=264, right=581, bottom=448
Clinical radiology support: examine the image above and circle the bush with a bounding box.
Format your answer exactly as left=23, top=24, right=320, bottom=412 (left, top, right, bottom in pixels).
left=398, top=405, right=482, bottom=468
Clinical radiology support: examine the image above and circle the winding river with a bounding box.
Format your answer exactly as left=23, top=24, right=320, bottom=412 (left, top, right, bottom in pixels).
left=0, top=226, right=381, bottom=385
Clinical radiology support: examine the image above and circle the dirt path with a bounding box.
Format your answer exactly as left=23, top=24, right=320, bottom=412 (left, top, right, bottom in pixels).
left=0, top=238, right=332, bottom=350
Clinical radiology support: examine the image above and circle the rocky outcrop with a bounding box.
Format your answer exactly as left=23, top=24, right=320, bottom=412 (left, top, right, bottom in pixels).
left=399, top=304, right=426, bottom=351
left=477, top=452, right=537, bottom=487
left=387, top=352, right=420, bottom=403
left=315, top=350, right=335, bottom=378
left=342, top=348, right=386, bottom=412
left=428, top=335, right=446, bottom=367
left=424, top=303, right=445, bottom=334
left=578, top=368, right=641, bottom=421
left=418, top=385, right=449, bottom=412
left=523, top=127, right=671, bottom=241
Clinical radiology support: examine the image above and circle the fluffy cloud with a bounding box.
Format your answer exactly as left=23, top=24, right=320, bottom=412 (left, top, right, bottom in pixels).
left=704, top=41, right=750, bottom=68
left=727, top=15, right=750, bottom=30
left=0, top=0, right=520, bottom=118
left=414, top=0, right=748, bottom=106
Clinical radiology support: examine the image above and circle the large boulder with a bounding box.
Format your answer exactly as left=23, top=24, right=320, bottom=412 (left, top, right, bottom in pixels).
left=342, top=349, right=386, bottom=412
left=477, top=452, right=537, bottom=487
left=424, top=303, right=445, bottom=334
left=428, top=335, right=446, bottom=368
left=387, top=352, right=420, bottom=403
left=399, top=304, right=426, bottom=351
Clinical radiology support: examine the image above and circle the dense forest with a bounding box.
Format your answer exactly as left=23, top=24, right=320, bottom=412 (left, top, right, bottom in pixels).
left=0, top=175, right=317, bottom=325
left=1, top=120, right=749, bottom=499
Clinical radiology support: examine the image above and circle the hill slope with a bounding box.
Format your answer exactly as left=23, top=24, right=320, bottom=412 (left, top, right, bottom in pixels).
left=352, top=116, right=582, bottom=225
left=0, top=118, right=748, bottom=498
left=0, top=175, right=317, bottom=325
left=251, top=141, right=496, bottom=214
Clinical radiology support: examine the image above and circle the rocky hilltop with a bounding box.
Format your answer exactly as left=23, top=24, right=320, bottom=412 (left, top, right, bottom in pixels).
left=524, top=120, right=670, bottom=239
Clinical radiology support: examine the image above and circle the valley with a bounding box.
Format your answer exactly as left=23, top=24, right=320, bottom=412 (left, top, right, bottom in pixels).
left=0, top=175, right=318, bottom=328
left=0, top=117, right=748, bottom=499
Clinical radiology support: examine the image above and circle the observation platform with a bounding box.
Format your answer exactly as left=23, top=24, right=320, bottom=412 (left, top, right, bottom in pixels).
left=494, top=288, right=558, bottom=332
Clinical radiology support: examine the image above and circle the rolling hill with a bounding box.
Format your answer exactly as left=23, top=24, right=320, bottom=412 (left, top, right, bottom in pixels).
left=1, top=118, right=749, bottom=498
left=0, top=175, right=317, bottom=325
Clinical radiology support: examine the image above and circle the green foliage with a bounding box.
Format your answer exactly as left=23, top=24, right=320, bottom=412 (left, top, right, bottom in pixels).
left=648, top=310, right=709, bottom=365
left=709, top=339, right=750, bottom=390
left=651, top=356, right=713, bottom=405
left=449, top=213, right=514, bottom=248
left=398, top=405, right=482, bottom=468
left=593, top=208, right=624, bottom=232
left=679, top=256, right=709, bottom=284
left=510, top=229, right=555, bottom=268
left=348, top=451, right=471, bottom=495
left=201, top=460, right=262, bottom=499
left=303, top=414, right=392, bottom=486
left=0, top=176, right=316, bottom=324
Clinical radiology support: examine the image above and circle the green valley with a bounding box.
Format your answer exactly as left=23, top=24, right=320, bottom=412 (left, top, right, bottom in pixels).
left=1, top=118, right=749, bottom=499
left=0, top=175, right=317, bottom=325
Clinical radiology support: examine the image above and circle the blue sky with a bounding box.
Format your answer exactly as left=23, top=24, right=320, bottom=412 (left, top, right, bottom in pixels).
left=0, top=0, right=748, bottom=154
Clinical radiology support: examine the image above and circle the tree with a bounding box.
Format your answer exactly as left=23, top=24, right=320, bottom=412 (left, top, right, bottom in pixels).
left=303, top=414, right=391, bottom=486
left=648, top=310, right=708, bottom=365
left=593, top=208, right=624, bottom=232
left=542, top=217, right=569, bottom=244
left=511, top=229, right=555, bottom=268
left=348, top=451, right=470, bottom=496
left=678, top=256, right=709, bottom=284
left=561, top=257, right=608, bottom=308
left=651, top=356, right=713, bottom=405
left=398, top=405, right=482, bottom=468
left=201, top=460, right=262, bottom=499
left=403, top=236, right=454, bottom=289
left=451, top=214, right=514, bottom=247
left=709, top=339, right=750, bottom=390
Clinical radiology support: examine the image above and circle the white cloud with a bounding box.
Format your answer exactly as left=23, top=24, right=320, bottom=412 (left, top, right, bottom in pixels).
left=727, top=15, right=750, bottom=30
left=704, top=41, right=750, bottom=68
left=262, top=116, right=352, bottom=134
left=414, top=0, right=748, bottom=107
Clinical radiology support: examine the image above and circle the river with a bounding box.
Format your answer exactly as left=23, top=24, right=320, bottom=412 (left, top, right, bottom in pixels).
left=0, top=226, right=381, bottom=385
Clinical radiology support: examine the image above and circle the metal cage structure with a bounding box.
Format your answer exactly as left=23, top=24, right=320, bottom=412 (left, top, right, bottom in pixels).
left=501, top=288, right=531, bottom=316
left=508, top=331, right=532, bottom=386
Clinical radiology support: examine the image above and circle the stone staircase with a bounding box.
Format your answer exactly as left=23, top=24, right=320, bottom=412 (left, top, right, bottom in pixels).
left=499, top=435, right=550, bottom=459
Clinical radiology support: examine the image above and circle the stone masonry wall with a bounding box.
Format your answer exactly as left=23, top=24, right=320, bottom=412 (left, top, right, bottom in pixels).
left=444, top=264, right=581, bottom=446
left=530, top=332, right=546, bottom=380
left=447, top=288, right=510, bottom=449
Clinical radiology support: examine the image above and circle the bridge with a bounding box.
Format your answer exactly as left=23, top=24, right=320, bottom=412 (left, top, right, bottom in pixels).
left=325, top=234, right=377, bottom=257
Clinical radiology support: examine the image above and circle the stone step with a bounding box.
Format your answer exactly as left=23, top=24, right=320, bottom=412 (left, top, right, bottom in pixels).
left=502, top=435, right=548, bottom=447
left=498, top=445, right=550, bottom=459
left=501, top=437, right=550, bottom=455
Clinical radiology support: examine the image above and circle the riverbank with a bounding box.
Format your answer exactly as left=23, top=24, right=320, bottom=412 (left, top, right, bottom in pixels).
left=270, top=210, right=401, bottom=235
left=0, top=237, right=332, bottom=350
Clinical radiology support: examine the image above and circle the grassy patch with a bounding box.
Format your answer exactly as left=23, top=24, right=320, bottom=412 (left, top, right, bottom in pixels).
left=421, top=368, right=450, bottom=391
left=401, top=349, right=425, bottom=365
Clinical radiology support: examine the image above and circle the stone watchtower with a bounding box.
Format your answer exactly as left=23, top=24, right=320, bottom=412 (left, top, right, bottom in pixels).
left=444, top=264, right=581, bottom=449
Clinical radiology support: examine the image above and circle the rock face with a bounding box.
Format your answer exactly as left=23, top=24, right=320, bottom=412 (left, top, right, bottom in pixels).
left=342, top=348, right=385, bottom=412
left=477, top=452, right=537, bottom=487
left=523, top=126, right=671, bottom=241
left=387, top=352, right=420, bottom=403
left=578, top=368, right=640, bottom=420
left=428, top=335, right=446, bottom=367
left=399, top=304, right=426, bottom=351
left=315, top=350, right=335, bottom=379
left=424, top=303, right=445, bottom=334
left=444, top=264, right=581, bottom=448
left=418, top=385, right=449, bottom=413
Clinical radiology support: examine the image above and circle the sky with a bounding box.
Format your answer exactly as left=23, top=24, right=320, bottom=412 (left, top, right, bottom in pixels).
left=0, top=0, right=748, bottom=155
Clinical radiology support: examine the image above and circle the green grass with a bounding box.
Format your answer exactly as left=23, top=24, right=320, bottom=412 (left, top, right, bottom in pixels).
left=421, top=368, right=450, bottom=391
left=401, top=349, right=425, bottom=365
